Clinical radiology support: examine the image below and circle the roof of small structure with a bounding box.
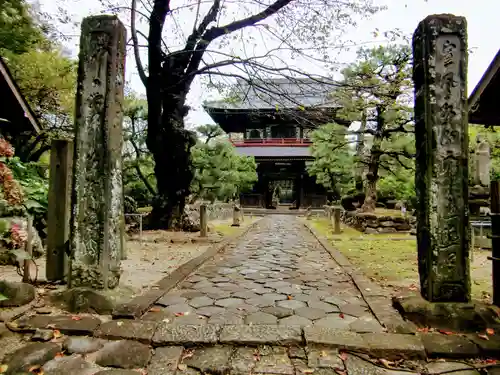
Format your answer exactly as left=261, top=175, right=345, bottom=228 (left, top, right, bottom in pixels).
left=204, top=78, right=342, bottom=133
left=469, top=49, right=500, bottom=126
left=235, top=146, right=312, bottom=158
left=0, top=56, right=41, bottom=134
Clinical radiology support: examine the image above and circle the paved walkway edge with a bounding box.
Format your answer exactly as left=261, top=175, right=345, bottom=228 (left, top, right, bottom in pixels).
left=112, top=219, right=264, bottom=319
left=302, top=221, right=416, bottom=335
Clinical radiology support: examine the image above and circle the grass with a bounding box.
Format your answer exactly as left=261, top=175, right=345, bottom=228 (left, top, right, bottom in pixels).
left=308, top=217, right=492, bottom=302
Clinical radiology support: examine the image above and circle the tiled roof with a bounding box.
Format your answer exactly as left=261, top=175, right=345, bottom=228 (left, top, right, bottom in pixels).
left=235, top=146, right=311, bottom=158
left=204, top=78, right=340, bottom=111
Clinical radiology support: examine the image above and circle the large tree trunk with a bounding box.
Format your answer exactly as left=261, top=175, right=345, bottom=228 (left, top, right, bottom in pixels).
left=146, top=72, right=196, bottom=229
left=360, top=106, right=383, bottom=213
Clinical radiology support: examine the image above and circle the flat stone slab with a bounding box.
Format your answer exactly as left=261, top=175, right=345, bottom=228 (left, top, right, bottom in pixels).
left=363, top=332, right=426, bottom=360
left=245, top=312, right=278, bottom=325
left=2, top=342, right=61, bottom=375
left=42, top=354, right=100, bottom=375
left=147, top=346, right=183, bottom=375
left=63, top=336, right=105, bottom=354
left=14, top=314, right=101, bottom=335
left=219, top=325, right=302, bottom=345
left=420, top=333, right=480, bottom=358
left=95, top=340, right=152, bottom=369
left=95, top=320, right=158, bottom=344
left=304, top=327, right=365, bottom=349
left=183, top=345, right=233, bottom=374
left=152, top=324, right=220, bottom=345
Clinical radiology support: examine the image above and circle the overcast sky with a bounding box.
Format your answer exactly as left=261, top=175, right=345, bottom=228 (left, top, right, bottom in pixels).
left=38, top=0, right=499, bottom=128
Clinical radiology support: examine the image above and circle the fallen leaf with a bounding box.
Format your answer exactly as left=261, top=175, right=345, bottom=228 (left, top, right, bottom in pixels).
left=71, top=316, right=81, bottom=321
left=485, top=359, right=497, bottom=364
left=149, top=307, right=161, bottom=312
left=338, top=352, right=348, bottom=361
left=181, top=350, right=194, bottom=361
left=417, top=327, right=429, bottom=333
left=339, top=313, right=345, bottom=319
left=320, top=350, right=328, bottom=357
left=437, top=330, right=454, bottom=335
left=46, top=324, right=56, bottom=329
left=478, top=333, right=490, bottom=340
left=162, top=318, right=170, bottom=323
left=487, top=328, right=495, bottom=335
left=177, top=364, right=187, bottom=371
left=54, top=352, right=64, bottom=358
left=117, top=321, right=124, bottom=326
left=0, top=364, right=8, bottom=374
left=379, top=359, right=394, bottom=368
left=287, top=295, right=293, bottom=300
left=174, top=312, right=185, bottom=317
left=334, top=369, right=346, bottom=375
left=409, top=284, right=418, bottom=291
left=53, top=330, right=62, bottom=339
left=302, top=369, right=314, bottom=374
left=28, top=364, right=43, bottom=373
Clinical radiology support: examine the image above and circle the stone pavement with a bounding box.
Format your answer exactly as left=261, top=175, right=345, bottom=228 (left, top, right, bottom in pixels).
left=142, top=216, right=383, bottom=331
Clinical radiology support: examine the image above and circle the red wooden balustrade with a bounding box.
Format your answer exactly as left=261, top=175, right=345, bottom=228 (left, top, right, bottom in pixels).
left=230, top=138, right=312, bottom=147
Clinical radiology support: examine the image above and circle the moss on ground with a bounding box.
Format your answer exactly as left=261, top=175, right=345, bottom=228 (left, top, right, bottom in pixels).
left=308, top=217, right=492, bottom=302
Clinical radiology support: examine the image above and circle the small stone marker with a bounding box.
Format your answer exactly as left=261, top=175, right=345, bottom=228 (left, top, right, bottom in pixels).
left=474, top=134, right=491, bottom=187
left=333, top=207, right=341, bottom=234
left=413, top=14, right=470, bottom=302
left=232, top=205, right=241, bottom=227
left=69, top=15, right=126, bottom=289
left=200, top=204, right=207, bottom=237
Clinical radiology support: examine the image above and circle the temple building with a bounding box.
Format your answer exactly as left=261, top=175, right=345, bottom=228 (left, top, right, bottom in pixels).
left=204, top=78, right=348, bottom=209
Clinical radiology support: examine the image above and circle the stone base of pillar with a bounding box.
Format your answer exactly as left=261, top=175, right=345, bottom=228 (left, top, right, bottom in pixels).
left=70, top=264, right=121, bottom=290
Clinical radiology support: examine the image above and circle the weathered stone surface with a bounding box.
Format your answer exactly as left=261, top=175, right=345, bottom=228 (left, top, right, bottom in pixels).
left=51, top=287, right=115, bottom=314
left=295, top=307, right=327, bottom=320
left=63, top=336, right=105, bottom=354
left=156, top=295, right=187, bottom=307
left=277, top=300, right=306, bottom=310
left=188, top=296, right=214, bottom=308
left=183, top=345, right=233, bottom=374
left=15, top=314, right=101, bottom=335
left=230, top=347, right=258, bottom=375
left=426, top=361, right=480, bottom=375
left=279, top=315, right=313, bottom=327
left=31, top=329, right=54, bottom=342
left=152, top=324, right=220, bottom=345
left=95, top=340, right=152, bottom=369
left=253, top=351, right=294, bottom=375
left=261, top=306, right=293, bottom=318
left=348, top=317, right=385, bottom=333
left=420, top=333, right=479, bottom=358
left=95, top=320, right=157, bottom=343
left=307, top=347, right=343, bottom=368
left=208, top=311, right=244, bottom=325
left=94, top=370, right=144, bottom=375
left=363, top=332, right=426, bottom=359
left=344, top=356, right=407, bottom=375
left=69, top=15, right=126, bottom=289
left=245, top=312, right=278, bottom=325
left=304, top=327, right=365, bottom=349
left=413, top=14, right=470, bottom=302
left=0, top=281, right=35, bottom=307
left=308, top=300, right=340, bottom=313
left=42, top=354, right=100, bottom=375
left=220, top=325, right=302, bottom=345
left=147, top=346, right=183, bottom=375
left=3, top=342, right=61, bottom=375
left=314, top=314, right=357, bottom=329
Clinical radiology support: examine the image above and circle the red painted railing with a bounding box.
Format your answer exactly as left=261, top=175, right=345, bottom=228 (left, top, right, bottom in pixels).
left=230, top=138, right=312, bottom=147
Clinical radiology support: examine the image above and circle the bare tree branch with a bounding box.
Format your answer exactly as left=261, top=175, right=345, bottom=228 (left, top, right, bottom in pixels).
left=132, top=0, right=148, bottom=85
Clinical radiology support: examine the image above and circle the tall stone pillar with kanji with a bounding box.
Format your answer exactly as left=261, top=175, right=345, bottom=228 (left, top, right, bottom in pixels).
left=69, top=15, right=126, bottom=289
left=413, top=15, right=471, bottom=302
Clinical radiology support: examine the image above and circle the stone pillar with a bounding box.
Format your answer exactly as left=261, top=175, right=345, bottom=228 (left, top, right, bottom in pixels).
left=413, top=14, right=470, bottom=302
left=333, top=207, right=341, bottom=234
left=474, top=135, right=491, bottom=187
left=46, top=139, right=73, bottom=281
left=69, top=15, right=126, bottom=290
left=232, top=205, right=241, bottom=227
left=200, top=204, right=207, bottom=237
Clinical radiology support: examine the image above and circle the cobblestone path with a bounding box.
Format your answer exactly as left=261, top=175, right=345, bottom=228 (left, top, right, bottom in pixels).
left=142, top=215, right=384, bottom=332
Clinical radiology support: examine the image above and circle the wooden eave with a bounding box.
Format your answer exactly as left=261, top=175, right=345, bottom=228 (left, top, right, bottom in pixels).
left=0, top=56, right=41, bottom=134
left=469, top=49, right=500, bottom=126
